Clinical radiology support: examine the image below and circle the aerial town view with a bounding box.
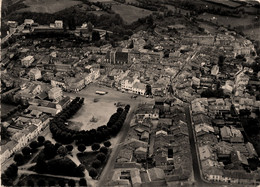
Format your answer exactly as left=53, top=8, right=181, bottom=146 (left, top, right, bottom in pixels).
left=1, top=0, right=260, bottom=186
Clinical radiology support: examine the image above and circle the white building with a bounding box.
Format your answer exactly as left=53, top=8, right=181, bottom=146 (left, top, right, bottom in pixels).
left=24, top=19, right=34, bottom=25
left=55, top=20, right=63, bottom=28
left=21, top=56, right=34, bottom=67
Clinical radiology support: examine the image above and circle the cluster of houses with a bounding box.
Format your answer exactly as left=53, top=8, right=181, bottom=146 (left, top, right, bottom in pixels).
left=1, top=83, right=72, bottom=164
left=107, top=102, right=193, bottom=186
left=191, top=97, right=260, bottom=185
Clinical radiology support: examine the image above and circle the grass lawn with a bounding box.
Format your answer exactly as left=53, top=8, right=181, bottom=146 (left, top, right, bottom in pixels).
left=111, top=4, right=152, bottom=24
left=77, top=150, right=111, bottom=179
left=18, top=0, right=82, bottom=13
left=16, top=174, right=71, bottom=186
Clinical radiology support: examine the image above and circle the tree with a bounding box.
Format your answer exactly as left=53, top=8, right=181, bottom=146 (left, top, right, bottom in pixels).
left=91, top=143, right=100, bottom=151
left=218, top=55, right=225, bottom=67
left=35, top=155, right=48, bottom=173
left=43, top=143, right=57, bottom=160
left=100, top=146, right=108, bottom=155
left=27, top=180, right=34, bottom=187
left=29, top=141, right=38, bottom=151
left=66, top=144, right=74, bottom=152
left=96, top=152, right=106, bottom=163
left=79, top=178, right=87, bottom=186
left=104, top=141, right=111, bottom=148
left=78, top=144, right=86, bottom=153
left=92, top=31, right=100, bottom=41
left=168, top=84, right=174, bottom=95
left=92, top=159, right=101, bottom=169
left=68, top=179, right=76, bottom=187
left=1, top=125, right=11, bottom=139
left=88, top=21, right=93, bottom=32
left=145, top=84, right=152, bottom=95
left=58, top=180, right=66, bottom=187
left=89, top=168, right=98, bottom=178
left=44, top=140, right=52, bottom=146
left=37, top=136, right=45, bottom=144
left=14, top=153, right=24, bottom=165
left=105, top=31, right=109, bottom=40
left=22, top=147, right=31, bottom=157
left=5, top=164, right=18, bottom=178
left=54, top=142, right=62, bottom=150
left=37, top=179, right=46, bottom=187
left=57, top=146, right=68, bottom=157
left=48, top=180, right=56, bottom=187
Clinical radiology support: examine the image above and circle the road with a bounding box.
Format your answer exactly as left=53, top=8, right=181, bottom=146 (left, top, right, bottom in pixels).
left=97, top=105, right=136, bottom=187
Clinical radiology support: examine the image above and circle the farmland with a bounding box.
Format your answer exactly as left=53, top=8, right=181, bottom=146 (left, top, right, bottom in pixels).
left=111, top=4, right=152, bottom=24
left=198, top=13, right=256, bottom=28
left=18, top=0, right=82, bottom=13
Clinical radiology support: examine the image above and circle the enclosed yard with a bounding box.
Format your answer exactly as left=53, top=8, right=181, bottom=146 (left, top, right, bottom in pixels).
left=18, top=0, right=82, bottom=13
left=111, top=4, right=152, bottom=24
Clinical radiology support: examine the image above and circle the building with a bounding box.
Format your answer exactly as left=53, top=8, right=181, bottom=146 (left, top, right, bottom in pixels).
left=28, top=68, right=41, bottom=80
left=105, top=51, right=130, bottom=64
left=220, top=126, right=244, bottom=143
left=24, top=19, right=34, bottom=25
left=21, top=56, right=34, bottom=67
left=132, top=82, right=146, bottom=95
left=65, top=77, right=85, bottom=92
left=211, top=65, right=219, bottom=76
left=48, top=87, right=63, bottom=101
left=55, top=20, right=63, bottom=28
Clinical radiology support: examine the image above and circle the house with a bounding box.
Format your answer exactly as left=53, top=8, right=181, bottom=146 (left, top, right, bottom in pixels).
left=132, top=82, right=146, bottom=95
left=28, top=68, right=41, bottom=80
left=245, top=142, right=258, bottom=158
left=220, top=126, right=244, bottom=143
left=211, top=65, right=219, bottom=76
left=215, top=141, right=233, bottom=158
left=24, top=19, right=34, bottom=25
left=134, top=147, right=147, bottom=161
left=8, top=21, right=18, bottom=28
left=48, top=87, right=63, bottom=101
left=56, top=96, right=71, bottom=110
left=65, top=77, right=85, bottom=92
left=121, top=77, right=139, bottom=92
left=21, top=56, right=34, bottom=67
left=203, top=167, right=224, bottom=182
left=55, top=20, right=63, bottom=28
left=192, top=76, right=200, bottom=86
left=1, top=140, right=17, bottom=163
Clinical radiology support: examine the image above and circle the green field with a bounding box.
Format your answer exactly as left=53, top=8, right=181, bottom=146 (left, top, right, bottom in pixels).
left=18, top=0, right=82, bottom=13
left=111, top=4, right=152, bottom=24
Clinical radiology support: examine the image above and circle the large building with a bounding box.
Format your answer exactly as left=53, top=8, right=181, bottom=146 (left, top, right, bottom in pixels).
left=28, top=68, right=42, bottom=80
left=105, top=51, right=130, bottom=64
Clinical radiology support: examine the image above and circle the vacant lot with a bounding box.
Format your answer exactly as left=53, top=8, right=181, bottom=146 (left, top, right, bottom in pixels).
left=111, top=4, right=152, bottom=24
left=18, top=0, right=82, bottom=13
left=198, top=13, right=255, bottom=28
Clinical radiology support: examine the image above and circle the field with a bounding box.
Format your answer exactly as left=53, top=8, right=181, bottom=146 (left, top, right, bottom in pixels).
left=18, top=0, right=82, bottom=13
left=198, top=13, right=255, bottom=28
left=243, top=27, right=260, bottom=42
left=111, top=4, right=152, bottom=24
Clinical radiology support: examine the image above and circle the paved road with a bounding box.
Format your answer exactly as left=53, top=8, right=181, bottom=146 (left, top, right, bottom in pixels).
left=97, top=105, right=136, bottom=187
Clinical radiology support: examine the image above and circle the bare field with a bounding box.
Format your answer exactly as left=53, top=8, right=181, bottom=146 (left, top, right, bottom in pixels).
left=198, top=13, right=255, bottom=28
left=243, top=27, right=260, bottom=42
left=111, top=4, right=152, bottom=24
left=69, top=98, right=117, bottom=131
left=18, top=0, right=82, bottom=13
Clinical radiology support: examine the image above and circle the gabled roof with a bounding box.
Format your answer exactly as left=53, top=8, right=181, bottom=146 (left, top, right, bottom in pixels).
left=147, top=168, right=165, bottom=181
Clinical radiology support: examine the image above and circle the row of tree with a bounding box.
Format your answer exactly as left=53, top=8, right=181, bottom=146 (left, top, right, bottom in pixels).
left=17, top=178, right=87, bottom=187
left=49, top=97, right=130, bottom=146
